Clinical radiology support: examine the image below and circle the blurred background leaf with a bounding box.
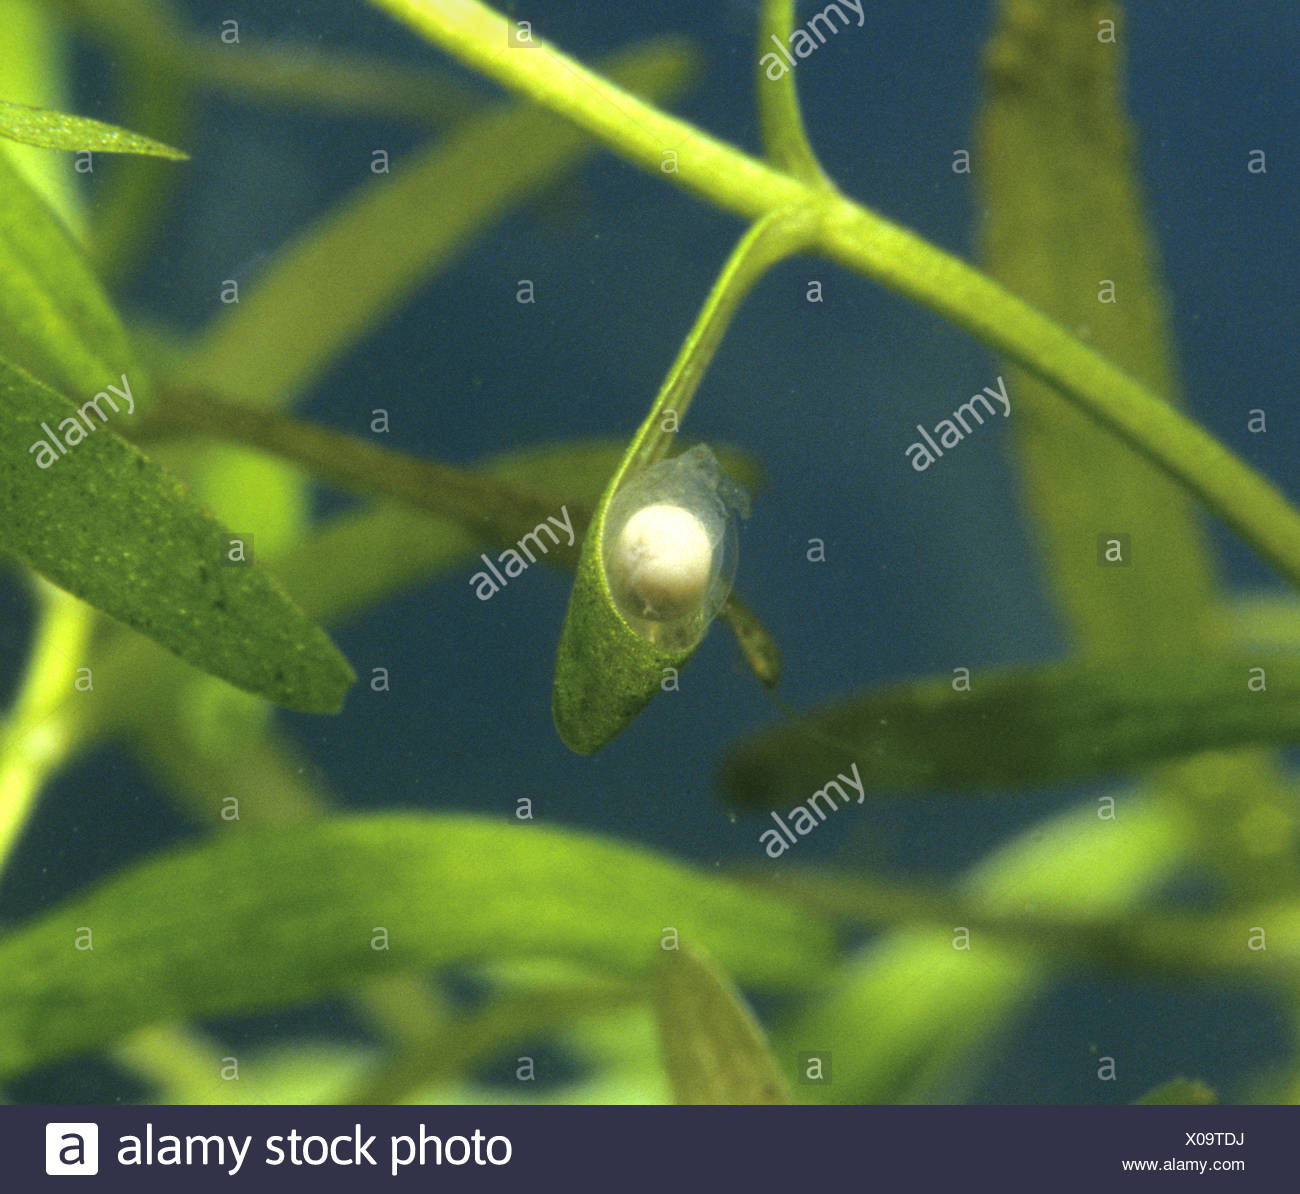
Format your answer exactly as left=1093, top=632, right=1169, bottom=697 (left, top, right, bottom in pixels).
left=0, top=148, right=145, bottom=402
left=1136, top=1077, right=1217, bottom=1106
left=0, top=813, right=835, bottom=1081
left=653, top=942, right=790, bottom=1104
left=721, top=652, right=1300, bottom=807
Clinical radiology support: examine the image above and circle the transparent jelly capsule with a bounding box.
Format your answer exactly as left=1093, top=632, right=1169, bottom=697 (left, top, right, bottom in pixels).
left=601, top=444, right=750, bottom=652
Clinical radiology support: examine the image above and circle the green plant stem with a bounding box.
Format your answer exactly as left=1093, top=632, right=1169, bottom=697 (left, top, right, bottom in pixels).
left=147, top=385, right=582, bottom=563
left=368, top=0, right=1300, bottom=593
left=623, top=206, right=816, bottom=479
left=0, top=586, right=95, bottom=880
left=756, top=0, right=829, bottom=184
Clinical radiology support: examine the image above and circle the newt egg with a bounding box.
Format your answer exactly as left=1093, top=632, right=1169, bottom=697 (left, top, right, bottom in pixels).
left=602, top=444, right=750, bottom=651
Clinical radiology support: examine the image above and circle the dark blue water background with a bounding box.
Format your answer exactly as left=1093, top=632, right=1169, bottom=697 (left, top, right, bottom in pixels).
left=1, top=0, right=1296, bottom=1103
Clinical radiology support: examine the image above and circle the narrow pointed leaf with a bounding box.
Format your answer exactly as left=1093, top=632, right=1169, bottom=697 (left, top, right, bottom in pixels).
left=0, top=813, right=835, bottom=1080
left=0, top=358, right=354, bottom=713
left=722, top=653, right=1300, bottom=808
left=0, top=99, right=187, bottom=159
left=977, top=0, right=1216, bottom=655
left=653, top=943, right=790, bottom=1104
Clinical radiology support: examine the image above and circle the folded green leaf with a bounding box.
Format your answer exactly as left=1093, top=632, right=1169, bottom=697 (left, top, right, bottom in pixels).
left=653, top=942, right=790, bottom=1104
left=553, top=214, right=802, bottom=754
left=0, top=98, right=187, bottom=158
left=552, top=522, right=699, bottom=754
left=0, top=813, right=835, bottom=1080
left=722, top=653, right=1300, bottom=808
left=0, top=149, right=146, bottom=403
left=136, top=394, right=780, bottom=691
left=0, top=357, right=353, bottom=713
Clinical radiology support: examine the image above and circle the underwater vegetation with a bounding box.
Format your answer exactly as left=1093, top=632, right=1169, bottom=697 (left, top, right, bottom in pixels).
left=0, top=0, right=1296, bottom=1106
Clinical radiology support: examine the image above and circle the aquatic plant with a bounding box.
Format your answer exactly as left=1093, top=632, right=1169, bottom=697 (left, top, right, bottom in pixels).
left=0, top=0, right=1294, bottom=1105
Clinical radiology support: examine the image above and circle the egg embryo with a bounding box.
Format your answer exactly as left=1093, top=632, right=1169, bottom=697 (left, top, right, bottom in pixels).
left=601, top=443, right=749, bottom=650
left=615, top=502, right=715, bottom=620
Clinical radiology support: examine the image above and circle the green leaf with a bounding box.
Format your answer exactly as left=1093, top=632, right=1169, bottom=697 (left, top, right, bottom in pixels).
left=552, top=214, right=804, bottom=754
left=976, top=0, right=1216, bottom=656
left=970, top=0, right=1289, bottom=916
left=738, top=870, right=1297, bottom=984
left=721, top=653, right=1300, bottom=808
left=552, top=528, right=699, bottom=754
left=0, top=813, right=835, bottom=1080
left=0, top=358, right=354, bottom=713
left=0, top=98, right=187, bottom=158
left=1136, top=1077, right=1217, bottom=1106
left=653, top=943, right=790, bottom=1104
left=0, top=149, right=145, bottom=402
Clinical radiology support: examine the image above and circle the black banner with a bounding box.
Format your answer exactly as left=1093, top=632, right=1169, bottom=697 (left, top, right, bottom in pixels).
left=2, top=1105, right=1286, bottom=1190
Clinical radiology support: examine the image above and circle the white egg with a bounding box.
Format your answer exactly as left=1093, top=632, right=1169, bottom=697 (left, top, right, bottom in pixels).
left=602, top=444, right=750, bottom=650
left=615, top=503, right=715, bottom=620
